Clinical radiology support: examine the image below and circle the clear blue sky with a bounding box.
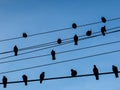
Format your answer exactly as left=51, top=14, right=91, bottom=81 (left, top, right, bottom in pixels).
left=0, top=0, right=120, bottom=90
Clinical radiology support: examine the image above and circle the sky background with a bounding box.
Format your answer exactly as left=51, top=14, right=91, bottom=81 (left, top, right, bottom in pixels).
left=0, top=0, right=120, bottom=90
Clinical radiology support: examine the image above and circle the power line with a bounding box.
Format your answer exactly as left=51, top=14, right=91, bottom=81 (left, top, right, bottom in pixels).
left=0, top=28, right=119, bottom=60
left=0, top=26, right=120, bottom=55
left=0, top=17, right=119, bottom=43
left=0, top=40, right=119, bottom=64
left=0, top=49, right=119, bottom=75
left=0, top=71, right=119, bottom=85
left=77, top=17, right=120, bottom=28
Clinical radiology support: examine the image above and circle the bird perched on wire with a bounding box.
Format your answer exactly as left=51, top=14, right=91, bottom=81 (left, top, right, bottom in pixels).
left=51, top=50, right=56, bottom=60
left=112, top=65, right=119, bottom=78
left=74, top=34, right=78, bottom=45
left=71, top=69, right=77, bottom=77
left=72, top=23, right=77, bottom=29
left=13, top=45, right=18, bottom=56
left=2, top=76, right=7, bottom=88
left=40, top=72, right=45, bottom=84
left=22, top=74, right=28, bottom=86
left=101, top=17, right=106, bottom=23
left=22, top=32, right=28, bottom=38
left=57, top=38, right=62, bottom=44
left=101, top=26, right=106, bottom=36
left=86, top=30, right=92, bottom=36
left=93, top=65, right=99, bottom=80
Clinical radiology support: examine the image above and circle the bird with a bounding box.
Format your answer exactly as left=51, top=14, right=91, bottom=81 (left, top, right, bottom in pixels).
left=40, top=72, right=45, bottom=84
left=22, top=74, right=28, bottom=86
left=71, top=69, right=77, bottom=77
left=51, top=50, right=56, bottom=60
left=57, top=38, right=62, bottom=44
left=101, top=17, right=106, bottom=23
left=86, top=30, right=92, bottom=36
left=112, top=65, right=119, bottom=78
left=22, top=32, right=27, bottom=38
left=2, top=76, right=7, bottom=88
left=72, top=23, right=77, bottom=29
left=13, top=45, right=18, bottom=56
left=74, top=34, right=78, bottom=45
left=101, top=26, right=106, bottom=36
left=93, top=65, right=99, bottom=80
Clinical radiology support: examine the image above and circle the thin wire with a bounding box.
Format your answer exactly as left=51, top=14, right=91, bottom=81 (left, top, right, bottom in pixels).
left=77, top=17, right=120, bottom=28
left=0, top=26, right=120, bottom=55
left=0, top=71, right=119, bottom=84
left=0, top=17, right=119, bottom=43
left=14, top=26, right=120, bottom=51
left=0, top=26, right=120, bottom=54
left=28, top=27, right=72, bottom=37
left=0, top=28, right=119, bottom=60
left=0, top=40, right=119, bottom=64
left=0, top=49, right=119, bottom=74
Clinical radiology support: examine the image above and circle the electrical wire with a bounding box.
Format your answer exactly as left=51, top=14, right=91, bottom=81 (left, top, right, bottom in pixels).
left=0, top=28, right=119, bottom=60
left=0, top=49, right=119, bottom=74
left=0, top=71, right=119, bottom=84
left=0, top=26, right=120, bottom=55
left=0, top=40, right=119, bottom=64
left=0, top=17, right=119, bottom=43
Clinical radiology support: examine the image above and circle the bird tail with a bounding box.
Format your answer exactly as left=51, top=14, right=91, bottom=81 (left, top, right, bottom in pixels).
left=115, top=73, right=119, bottom=78
left=3, top=84, right=7, bottom=88
left=74, top=42, right=78, bottom=45
left=52, top=56, right=56, bottom=60
left=102, top=32, right=105, bottom=36
left=95, top=75, right=99, bottom=80
left=25, top=82, right=27, bottom=86
left=15, top=52, right=17, bottom=56
left=40, top=79, right=43, bottom=84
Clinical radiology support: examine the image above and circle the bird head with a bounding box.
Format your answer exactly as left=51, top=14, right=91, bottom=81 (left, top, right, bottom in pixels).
left=94, top=65, right=96, bottom=68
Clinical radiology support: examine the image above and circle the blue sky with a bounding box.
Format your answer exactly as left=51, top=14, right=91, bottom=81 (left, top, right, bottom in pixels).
left=0, top=0, right=120, bottom=90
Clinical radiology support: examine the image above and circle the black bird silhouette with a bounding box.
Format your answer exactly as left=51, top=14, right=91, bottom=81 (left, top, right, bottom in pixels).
left=23, top=33, right=27, bottom=38
left=51, top=50, right=56, bottom=60
left=93, top=65, right=99, bottom=80
left=13, top=45, right=18, bottom=56
left=72, top=23, right=77, bottom=29
left=71, top=69, right=77, bottom=77
left=101, top=17, right=106, bottom=23
left=57, top=38, right=62, bottom=44
left=2, top=76, right=7, bottom=88
left=74, top=34, right=78, bottom=45
left=22, top=74, right=28, bottom=86
left=112, top=65, right=119, bottom=78
left=101, top=26, right=106, bottom=36
left=86, top=30, right=92, bottom=36
left=40, top=72, right=45, bottom=84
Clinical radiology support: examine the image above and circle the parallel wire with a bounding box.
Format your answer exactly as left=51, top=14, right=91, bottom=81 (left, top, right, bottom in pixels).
left=0, top=49, right=119, bottom=75
left=0, top=26, right=120, bottom=55
left=0, top=17, right=119, bottom=86
left=0, top=71, right=119, bottom=84
left=0, top=28, right=119, bottom=60
left=0, top=17, right=119, bottom=43
left=77, top=17, right=120, bottom=28
left=0, top=40, right=120, bottom=64
left=0, top=28, right=119, bottom=61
